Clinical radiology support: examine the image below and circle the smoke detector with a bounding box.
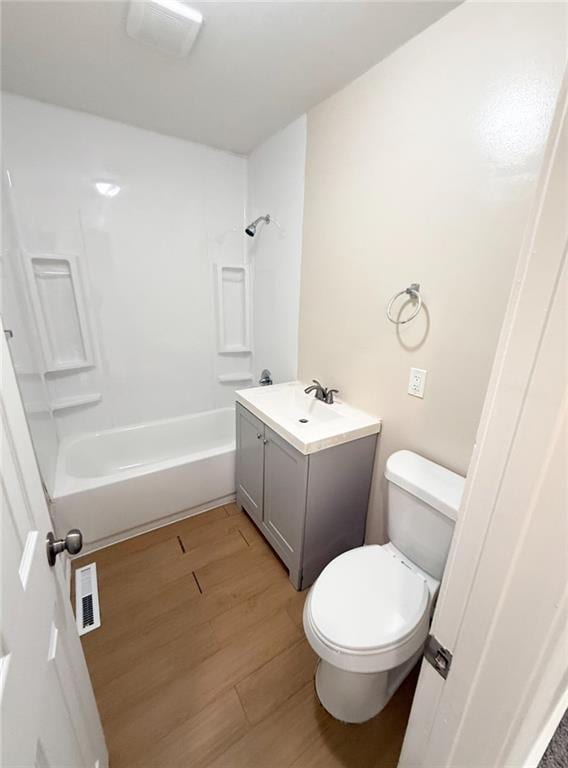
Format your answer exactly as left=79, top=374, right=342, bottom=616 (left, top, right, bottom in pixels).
left=126, top=0, right=203, bottom=58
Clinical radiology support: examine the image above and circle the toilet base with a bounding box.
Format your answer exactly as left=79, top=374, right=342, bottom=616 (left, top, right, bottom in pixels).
left=315, top=653, right=421, bottom=723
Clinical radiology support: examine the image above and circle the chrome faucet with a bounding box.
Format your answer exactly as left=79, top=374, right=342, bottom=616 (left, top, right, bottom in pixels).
left=259, top=369, right=273, bottom=386
left=304, top=379, right=326, bottom=400
left=304, top=380, right=339, bottom=405
left=324, top=388, right=339, bottom=405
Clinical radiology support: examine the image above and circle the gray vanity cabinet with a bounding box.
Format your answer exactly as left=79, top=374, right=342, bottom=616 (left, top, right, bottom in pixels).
left=236, top=402, right=377, bottom=591
left=262, top=427, right=308, bottom=578
left=235, top=405, right=264, bottom=526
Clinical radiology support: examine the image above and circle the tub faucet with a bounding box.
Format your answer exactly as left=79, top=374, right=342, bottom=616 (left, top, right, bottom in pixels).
left=259, top=369, right=273, bottom=386
left=304, top=380, right=338, bottom=404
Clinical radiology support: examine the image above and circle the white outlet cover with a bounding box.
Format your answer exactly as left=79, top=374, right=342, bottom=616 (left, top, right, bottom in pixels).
left=408, top=367, right=427, bottom=398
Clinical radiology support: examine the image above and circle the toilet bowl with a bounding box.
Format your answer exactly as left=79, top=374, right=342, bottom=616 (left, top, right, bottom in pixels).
left=303, top=450, right=465, bottom=723
left=303, top=542, right=438, bottom=722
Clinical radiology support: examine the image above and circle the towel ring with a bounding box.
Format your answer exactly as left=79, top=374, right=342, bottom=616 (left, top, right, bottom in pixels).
left=386, top=283, right=422, bottom=325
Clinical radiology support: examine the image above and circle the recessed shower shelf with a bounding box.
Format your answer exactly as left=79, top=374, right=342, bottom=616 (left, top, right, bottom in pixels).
left=50, top=393, right=102, bottom=412
left=24, top=253, right=95, bottom=374
left=215, top=264, right=251, bottom=354
left=217, top=373, right=254, bottom=383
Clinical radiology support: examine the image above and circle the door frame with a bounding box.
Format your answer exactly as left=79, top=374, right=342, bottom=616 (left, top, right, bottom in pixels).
left=399, top=69, right=567, bottom=767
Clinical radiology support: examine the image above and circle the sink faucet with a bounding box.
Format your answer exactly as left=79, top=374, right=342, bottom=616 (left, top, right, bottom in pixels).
left=304, top=380, right=339, bottom=405
left=304, top=379, right=326, bottom=401
left=324, top=388, right=339, bottom=405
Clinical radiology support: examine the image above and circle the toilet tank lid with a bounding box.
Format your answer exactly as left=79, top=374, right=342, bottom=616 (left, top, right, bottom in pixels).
left=385, top=450, right=465, bottom=521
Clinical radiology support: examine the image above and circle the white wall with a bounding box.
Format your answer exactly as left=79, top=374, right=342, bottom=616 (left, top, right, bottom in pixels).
left=2, top=94, right=249, bottom=444
left=298, top=1, right=567, bottom=542
left=247, top=115, right=306, bottom=384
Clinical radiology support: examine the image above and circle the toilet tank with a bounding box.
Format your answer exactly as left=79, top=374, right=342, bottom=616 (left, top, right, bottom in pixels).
left=384, top=451, right=465, bottom=581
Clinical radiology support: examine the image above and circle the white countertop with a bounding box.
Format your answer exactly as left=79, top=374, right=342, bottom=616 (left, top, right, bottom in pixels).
left=235, top=381, right=381, bottom=455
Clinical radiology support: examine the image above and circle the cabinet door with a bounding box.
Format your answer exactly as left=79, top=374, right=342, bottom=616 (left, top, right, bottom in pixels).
left=262, top=427, right=308, bottom=574
left=236, top=404, right=264, bottom=525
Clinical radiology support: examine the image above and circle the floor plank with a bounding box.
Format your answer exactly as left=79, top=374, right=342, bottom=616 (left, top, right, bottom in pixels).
left=286, top=587, right=308, bottom=628
left=121, top=688, right=248, bottom=768
left=81, top=552, right=286, bottom=660
left=236, top=638, right=317, bottom=725
left=75, top=505, right=229, bottom=569
left=74, top=504, right=416, bottom=768
left=289, top=668, right=420, bottom=768
left=206, top=682, right=328, bottom=768
left=106, top=610, right=301, bottom=764
left=194, top=537, right=286, bottom=591
left=177, top=513, right=249, bottom=551
left=226, top=509, right=267, bottom=547
left=96, top=618, right=218, bottom=719
left=86, top=602, right=215, bottom=689
left=89, top=551, right=200, bottom=635
left=210, top=577, right=306, bottom=646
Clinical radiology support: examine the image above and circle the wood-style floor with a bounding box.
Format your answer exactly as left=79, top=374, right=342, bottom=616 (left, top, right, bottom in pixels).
left=74, top=504, right=417, bottom=768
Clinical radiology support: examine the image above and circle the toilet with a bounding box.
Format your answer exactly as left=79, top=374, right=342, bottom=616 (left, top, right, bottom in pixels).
left=303, top=449, right=465, bottom=723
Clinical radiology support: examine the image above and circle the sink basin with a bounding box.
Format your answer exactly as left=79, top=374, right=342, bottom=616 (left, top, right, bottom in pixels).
left=235, top=381, right=381, bottom=455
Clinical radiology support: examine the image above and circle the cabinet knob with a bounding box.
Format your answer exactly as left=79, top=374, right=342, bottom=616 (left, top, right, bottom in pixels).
left=257, top=433, right=262, bottom=439
left=263, top=439, right=268, bottom=445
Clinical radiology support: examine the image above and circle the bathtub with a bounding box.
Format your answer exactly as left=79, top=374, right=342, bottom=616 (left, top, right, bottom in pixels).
left=53, top=407, right=236, bottom=551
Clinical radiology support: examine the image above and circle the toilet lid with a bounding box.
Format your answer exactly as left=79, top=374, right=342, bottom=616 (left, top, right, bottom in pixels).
left=309, top=545, right=429, bottom=652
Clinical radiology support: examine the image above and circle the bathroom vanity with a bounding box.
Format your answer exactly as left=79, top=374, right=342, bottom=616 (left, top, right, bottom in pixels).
left=235, top=382, right=381, bottom=590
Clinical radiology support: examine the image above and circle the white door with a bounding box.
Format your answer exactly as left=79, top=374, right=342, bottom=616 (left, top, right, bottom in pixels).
left=399, top=73, right=568, bottom=767
left=1, top=321, right=108, bottom=768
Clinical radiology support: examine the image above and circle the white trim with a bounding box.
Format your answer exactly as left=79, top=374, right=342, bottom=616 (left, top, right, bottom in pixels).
left=523, top=688, right=568, bottom=768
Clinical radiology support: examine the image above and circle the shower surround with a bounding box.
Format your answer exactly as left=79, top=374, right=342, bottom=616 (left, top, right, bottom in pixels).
left=2, top=94, right=306, bottom=546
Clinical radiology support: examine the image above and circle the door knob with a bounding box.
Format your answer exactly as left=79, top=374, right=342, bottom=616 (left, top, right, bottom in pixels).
left=46, top=529, right=83, bottom=567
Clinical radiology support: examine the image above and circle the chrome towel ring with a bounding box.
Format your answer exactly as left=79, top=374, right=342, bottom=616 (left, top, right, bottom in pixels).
left=386, top=283, right=422, bottom=325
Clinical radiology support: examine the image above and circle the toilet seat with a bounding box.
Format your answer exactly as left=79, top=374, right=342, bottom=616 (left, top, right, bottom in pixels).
left=304, top=545, right=432, bottom=673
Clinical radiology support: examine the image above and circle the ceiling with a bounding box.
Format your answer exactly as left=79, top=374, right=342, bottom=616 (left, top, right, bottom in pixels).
left=1, top=1, right=460, bottom=155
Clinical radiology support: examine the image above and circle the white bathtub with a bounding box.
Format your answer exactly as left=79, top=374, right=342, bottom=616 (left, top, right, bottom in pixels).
left=53, top=407, right=236, bottom=551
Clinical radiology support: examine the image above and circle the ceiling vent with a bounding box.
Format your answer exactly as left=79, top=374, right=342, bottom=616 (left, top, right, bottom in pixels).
left=126, top=0, right=203, bottom=58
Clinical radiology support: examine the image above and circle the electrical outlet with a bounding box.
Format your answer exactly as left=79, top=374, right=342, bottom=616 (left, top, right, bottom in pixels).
left=408, top=367, right=427, bottom=398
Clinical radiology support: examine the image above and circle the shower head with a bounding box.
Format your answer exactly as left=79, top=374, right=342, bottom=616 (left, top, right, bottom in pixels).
left=245, top=214, right=270, bottom=237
